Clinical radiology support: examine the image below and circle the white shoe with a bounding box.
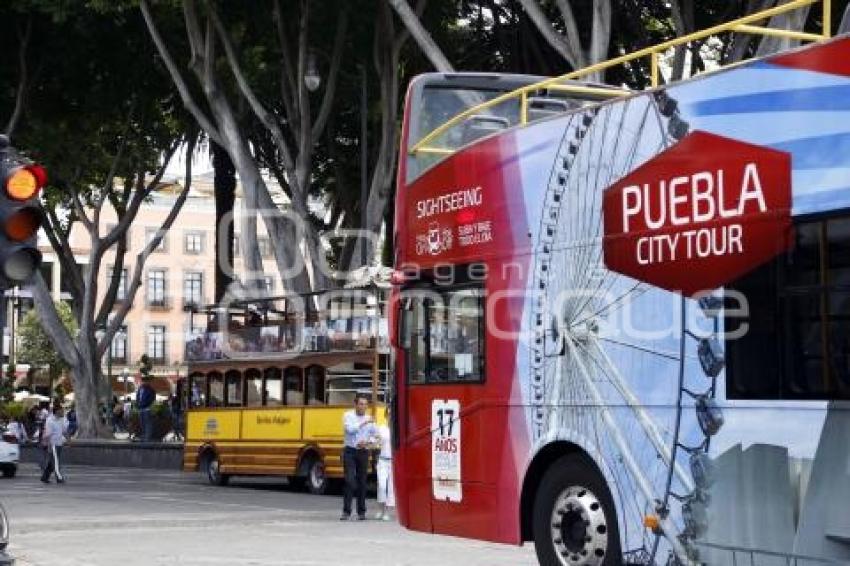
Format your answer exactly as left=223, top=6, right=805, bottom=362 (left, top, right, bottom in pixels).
left=375, top=512, right=385, bottom=520
left=381, top=514, right=391, bottom=521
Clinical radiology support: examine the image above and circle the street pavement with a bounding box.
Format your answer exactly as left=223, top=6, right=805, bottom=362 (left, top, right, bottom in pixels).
left=0, top=464, right=535, bottom=566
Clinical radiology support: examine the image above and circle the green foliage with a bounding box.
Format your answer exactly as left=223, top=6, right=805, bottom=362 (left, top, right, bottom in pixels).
left=0, top=1, right=188, bottom=225
left=0, top=376, right=13, bottom=405
left=0, top=401, right=26, bottom=422
left=17, top=302, right=77, bottom=375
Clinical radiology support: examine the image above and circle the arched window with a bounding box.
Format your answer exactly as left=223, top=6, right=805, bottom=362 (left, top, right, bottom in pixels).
left=225, top=370, right=243, bottom=406
left=208, top=372, right=224, bottom=407
left=188, top=372, right=206, bottom=407
left=306, top=365, right=325, bottom=406
left=245, top=368, right=263, bottom=407
left=263, top=367, right=283, bottom=406
left=284, top=367, right=304, bottom=406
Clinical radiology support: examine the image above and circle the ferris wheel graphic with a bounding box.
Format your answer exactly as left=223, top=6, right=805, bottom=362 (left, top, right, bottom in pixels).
left=529, top=91, right=726, bottom=565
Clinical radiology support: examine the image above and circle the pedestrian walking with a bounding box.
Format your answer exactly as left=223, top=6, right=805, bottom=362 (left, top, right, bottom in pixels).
left=169, top=383, right=184, bottom=442
left=40, top=405, right=69, bottom=484
left=374, top=407, right=395, bottom=521
left=35, top=402, right=49, bottom=469
left=341, top=394, right=375, bottom=521
left=112, top=397, right=124, bottom=433
left=66, top=406, right=78, bottom=438
left=136, top=380, right=155, bottom=442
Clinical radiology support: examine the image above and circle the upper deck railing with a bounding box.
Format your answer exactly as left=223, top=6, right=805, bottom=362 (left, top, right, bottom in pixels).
left=410, top=0, right=831, bottom=157
left=185, top=286, right=390, bottom=363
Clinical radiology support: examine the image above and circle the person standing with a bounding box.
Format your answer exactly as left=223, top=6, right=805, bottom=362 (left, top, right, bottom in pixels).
left=122, top=397, right=132, bottom=433
left=374, top=407, right=395, bottom=521
left=169, top=384, right=184, bottom=442
left=40, top=405, right=68, bottom=484
left=136, top=380, right=155, bottom=442
left=341, top=394, right=374, bottom=521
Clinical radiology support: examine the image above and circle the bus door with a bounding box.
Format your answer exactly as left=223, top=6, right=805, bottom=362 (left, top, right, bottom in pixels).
left=399, top=284, right=490, bottom=538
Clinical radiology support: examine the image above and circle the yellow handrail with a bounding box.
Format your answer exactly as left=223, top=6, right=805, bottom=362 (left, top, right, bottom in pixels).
left=410, top=0, right=830, bottom=156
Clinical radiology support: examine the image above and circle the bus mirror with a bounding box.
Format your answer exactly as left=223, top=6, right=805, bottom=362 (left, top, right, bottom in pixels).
left=398, top=298, right=413, bottom=349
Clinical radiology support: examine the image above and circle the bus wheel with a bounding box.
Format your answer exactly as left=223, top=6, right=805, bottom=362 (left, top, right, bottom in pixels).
left=204, top=453, right=230, bottom=487
left=533, top=455, right=621, bottom=566
left=304, top=457, right=327, bottom=495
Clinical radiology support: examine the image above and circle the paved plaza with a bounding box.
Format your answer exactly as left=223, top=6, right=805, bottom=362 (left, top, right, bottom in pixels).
left=0, top=464, right=534, bottom=566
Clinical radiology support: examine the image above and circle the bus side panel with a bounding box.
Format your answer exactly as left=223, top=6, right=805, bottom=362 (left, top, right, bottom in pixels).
left=302, top=407, right=347, bottom=441
left=240, top=408, right=302, bottom=440
left=185, top=409, right=241, bottom=441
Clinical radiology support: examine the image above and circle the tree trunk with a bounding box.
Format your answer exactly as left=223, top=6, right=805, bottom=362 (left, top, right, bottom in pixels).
left=71, top=354, right=104, bottom=438
left=212, top=141, right=236, bottom=302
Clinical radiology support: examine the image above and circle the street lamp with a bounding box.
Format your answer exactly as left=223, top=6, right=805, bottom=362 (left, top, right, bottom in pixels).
left=304, top=50, right=321, bottom=92
left=303, top=50, right=368, bottom=265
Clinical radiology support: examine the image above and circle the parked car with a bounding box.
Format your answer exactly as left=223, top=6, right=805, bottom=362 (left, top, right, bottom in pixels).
left=0, top=427, right=20, bottom=478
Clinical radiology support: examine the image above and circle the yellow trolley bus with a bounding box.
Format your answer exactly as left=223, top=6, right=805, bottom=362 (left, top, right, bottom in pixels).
left=183, top=280, right=390, bottom=493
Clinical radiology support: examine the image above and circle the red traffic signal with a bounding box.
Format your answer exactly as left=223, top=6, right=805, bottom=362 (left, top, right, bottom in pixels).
left=0, top=137, right=46, bottom=288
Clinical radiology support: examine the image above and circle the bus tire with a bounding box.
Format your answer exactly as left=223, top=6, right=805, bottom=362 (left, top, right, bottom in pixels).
left=304, top=456, right=328, bottom=495
left=532, top=454, right=621, bottom=566
left=203, top=452, right=230, bottom=487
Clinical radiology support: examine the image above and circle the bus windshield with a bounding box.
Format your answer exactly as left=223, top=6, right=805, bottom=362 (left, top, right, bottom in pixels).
left=407, top=87, right=520, bottom=183
left=403, top=286, right=485, bottom=384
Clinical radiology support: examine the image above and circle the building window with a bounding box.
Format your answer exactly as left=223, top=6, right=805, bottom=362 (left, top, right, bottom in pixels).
left=258, top=237, right=272, bottom=258
left=185, top=231, right=204, bottom=254
left=107, top=265, right=129, bottom=301
left=147, top=325, right=166, bottom=364
left=145, top=227, right=167, bottom=252
left=726, top=214, right=850, bottom=400
left=147, top=269, right=167, bottom=307
left=184, top=272, right=204, bottom=308
left=111, top=326, right=128, bottom=363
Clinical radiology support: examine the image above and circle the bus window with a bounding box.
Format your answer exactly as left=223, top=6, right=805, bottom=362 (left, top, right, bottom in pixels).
left=404, top=286, right=484, bottom=384
left=284, top=367, right=304, bottom=405
left=189, top=373, right=206, bottom=407
left=245, top=369, right=263, bottom=407
left=306, top=366, right=325, bottom=406
left=225, top=371, right=242, bottom=406
left=263, top=368, right=283, bottom=406
left=408, top=87, right=519, bottom=184
left=208, top=372, right=224, bottom=407
left=726, top=214, right=850, bottom=400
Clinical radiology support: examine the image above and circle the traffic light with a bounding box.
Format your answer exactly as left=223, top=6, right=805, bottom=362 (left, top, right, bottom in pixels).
left=0, top=136, right=46, bottom=290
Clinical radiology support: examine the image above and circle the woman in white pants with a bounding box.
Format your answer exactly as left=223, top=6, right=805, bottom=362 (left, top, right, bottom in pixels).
left=375, top=408, right=394, bottom=521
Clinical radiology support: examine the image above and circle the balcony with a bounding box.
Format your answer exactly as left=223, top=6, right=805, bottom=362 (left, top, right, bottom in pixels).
left=146, top=297, right=172, bottom=311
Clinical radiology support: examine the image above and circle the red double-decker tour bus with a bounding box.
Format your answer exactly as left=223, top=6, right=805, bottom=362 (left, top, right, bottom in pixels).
left=390, top=3, right=850, bottom=565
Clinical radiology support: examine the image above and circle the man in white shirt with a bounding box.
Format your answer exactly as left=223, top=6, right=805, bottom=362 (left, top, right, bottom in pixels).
left=341, top=394, right=375, bottom=520
left=40, top=406, right=68, bottom=484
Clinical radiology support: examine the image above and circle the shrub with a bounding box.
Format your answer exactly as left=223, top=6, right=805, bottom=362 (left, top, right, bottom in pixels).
left=127, top=402, right=173, bottom=441
left=0, top=401, right=26, bottom=422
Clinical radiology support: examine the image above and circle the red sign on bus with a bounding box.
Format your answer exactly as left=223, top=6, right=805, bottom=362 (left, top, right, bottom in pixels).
left=602, top=131, right=793, bottom=296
